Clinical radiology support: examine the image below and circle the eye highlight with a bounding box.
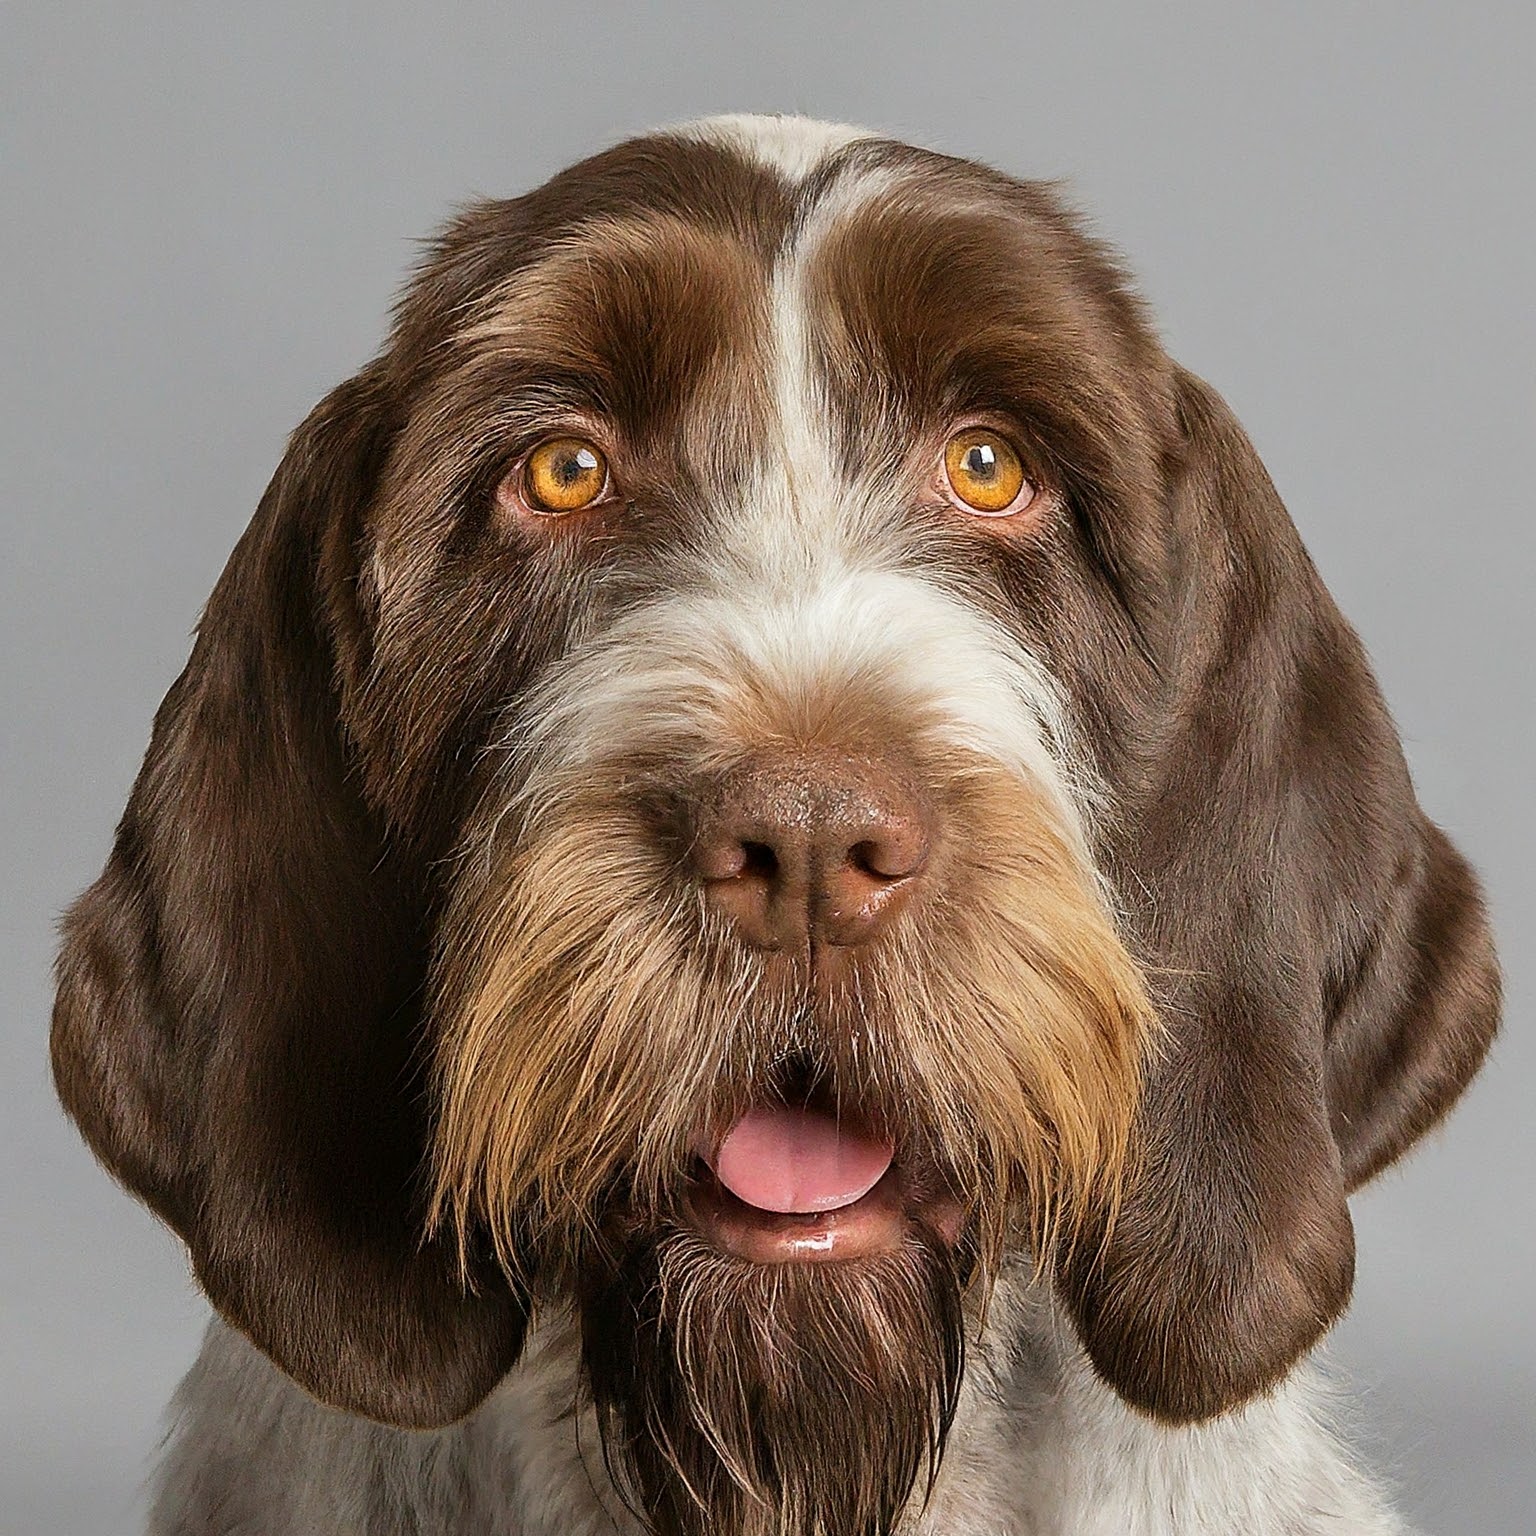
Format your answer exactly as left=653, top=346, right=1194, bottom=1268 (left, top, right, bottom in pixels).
left=520, top=436, right=609, bottom=514
left=942, top=428, right=1032, bottom=516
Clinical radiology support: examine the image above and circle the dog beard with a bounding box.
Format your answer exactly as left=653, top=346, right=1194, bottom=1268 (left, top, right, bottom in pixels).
left=430, top=753, right=1153, bottom=1531
left=578, top=1219, right=967, bottom=1536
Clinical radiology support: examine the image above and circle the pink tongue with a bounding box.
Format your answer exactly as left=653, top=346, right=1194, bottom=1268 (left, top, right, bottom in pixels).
left=711, top=1105, right=895, bottom=1215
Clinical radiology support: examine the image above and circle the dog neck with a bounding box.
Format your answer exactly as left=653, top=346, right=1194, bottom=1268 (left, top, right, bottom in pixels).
left=483, top=1264, right=1401, bottom=1536
left=148, top=1268, right=1402, bottom=1535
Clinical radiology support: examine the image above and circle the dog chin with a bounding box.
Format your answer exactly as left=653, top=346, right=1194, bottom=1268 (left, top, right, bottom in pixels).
left=578, top=1213, right=967, bottom=1536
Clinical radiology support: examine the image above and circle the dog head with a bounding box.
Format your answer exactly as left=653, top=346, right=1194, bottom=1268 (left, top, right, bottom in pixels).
left=52, top=117, right=1498, bottom=1536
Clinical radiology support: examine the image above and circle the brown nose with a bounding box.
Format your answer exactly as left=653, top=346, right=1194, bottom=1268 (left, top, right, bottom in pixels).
left=690, top=755, right=931, bottom=949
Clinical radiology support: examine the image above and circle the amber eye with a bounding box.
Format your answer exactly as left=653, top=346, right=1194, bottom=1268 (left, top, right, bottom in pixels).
left=942, top=428, right=1031, bottom=516
left=521, top=436, right=609, bottom=514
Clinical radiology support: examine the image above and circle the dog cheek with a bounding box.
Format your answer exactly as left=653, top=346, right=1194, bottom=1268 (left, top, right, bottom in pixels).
left=426, top=802, right=727, bottom=1275
left=906, top=776, right=1156, bottom=1259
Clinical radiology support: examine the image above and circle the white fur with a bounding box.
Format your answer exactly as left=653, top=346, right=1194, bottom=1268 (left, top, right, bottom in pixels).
left=507, top=150, right=1095, bottom=864
left=148, top=1276, right=1405, bottom=1534
left=677, top=112, right=873, bottom=181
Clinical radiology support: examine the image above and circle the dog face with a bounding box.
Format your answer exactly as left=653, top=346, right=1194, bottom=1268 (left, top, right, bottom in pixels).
left=52, top=118, right=1499, bottom=1536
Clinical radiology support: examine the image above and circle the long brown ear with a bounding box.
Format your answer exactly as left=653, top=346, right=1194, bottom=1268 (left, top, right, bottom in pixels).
left=51, top=367, right=528, bottom=1427
left=1325, top=811, right=1499, bottom=1189
left=1056, top=368, right=1499, bottom=1423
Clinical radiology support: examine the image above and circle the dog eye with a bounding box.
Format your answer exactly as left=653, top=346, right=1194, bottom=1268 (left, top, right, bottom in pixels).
left=941, top=428, right=1032, bottom=517
left=521, top=437, right=609, bottom=514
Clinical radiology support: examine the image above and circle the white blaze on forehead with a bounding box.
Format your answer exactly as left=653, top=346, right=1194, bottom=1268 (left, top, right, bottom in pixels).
left=761, top=158, right=905, bottom=544
left=512, top=148, right=1096, bottom=847
left=675, top=112, right=873, bottom=182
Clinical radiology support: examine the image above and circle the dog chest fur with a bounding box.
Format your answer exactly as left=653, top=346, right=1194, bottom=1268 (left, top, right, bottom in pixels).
left=150, top=1272, right=1403, bottom=1535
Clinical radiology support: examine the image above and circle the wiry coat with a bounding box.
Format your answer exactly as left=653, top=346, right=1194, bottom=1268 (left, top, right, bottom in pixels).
left=150, top=1279, right=1403, bottom=1535
left=53, top=115, right=1497, bottom=1535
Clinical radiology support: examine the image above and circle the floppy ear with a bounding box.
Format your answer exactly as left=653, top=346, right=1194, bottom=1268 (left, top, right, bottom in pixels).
left=51, top=366, right=529, bottom=1427
left=1056, top=367, right=1499, bottom=1423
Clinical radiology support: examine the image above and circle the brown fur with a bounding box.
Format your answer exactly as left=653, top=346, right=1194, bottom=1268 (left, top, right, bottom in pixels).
left=51, top=122, right=1498, bottom=1528
left=581, top=1222, right=966, bottom=1536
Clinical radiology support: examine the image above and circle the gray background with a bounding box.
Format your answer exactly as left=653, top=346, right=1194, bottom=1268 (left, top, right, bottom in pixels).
left=3, top=3, right=1531, bottom=1532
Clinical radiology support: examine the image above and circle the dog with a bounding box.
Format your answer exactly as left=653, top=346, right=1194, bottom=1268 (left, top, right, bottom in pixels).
left=51, top=115, right=1499, bottom=1536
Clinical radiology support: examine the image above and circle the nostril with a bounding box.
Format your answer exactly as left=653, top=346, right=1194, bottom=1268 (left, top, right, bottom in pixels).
left=693, top=829, right=797, bottom=952
left=694, top=837, right=780, bottom=884
left=818, top=824, right=927, bottom=947
left=849, top=840, right=889, bottom=880
left=740, top=841, right=779, bottom=880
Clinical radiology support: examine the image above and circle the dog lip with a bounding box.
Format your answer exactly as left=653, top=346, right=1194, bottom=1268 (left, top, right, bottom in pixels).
left=683, top=1162, right=967, bottom=1265
left=685, top=1164, right=911, bottom=1263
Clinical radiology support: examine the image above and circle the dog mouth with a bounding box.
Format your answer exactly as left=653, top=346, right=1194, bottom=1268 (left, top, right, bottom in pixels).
left=685, top=1098, right=965, bottom=1264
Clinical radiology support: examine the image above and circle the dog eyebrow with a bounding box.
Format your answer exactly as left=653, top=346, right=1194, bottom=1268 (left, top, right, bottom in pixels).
left=443, top=212, right=776, bottom=460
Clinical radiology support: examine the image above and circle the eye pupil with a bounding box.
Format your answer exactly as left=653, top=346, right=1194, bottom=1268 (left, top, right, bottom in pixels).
left=557, top=447, right=598, bottom=485
left=963, top=444, right=997, bottom=481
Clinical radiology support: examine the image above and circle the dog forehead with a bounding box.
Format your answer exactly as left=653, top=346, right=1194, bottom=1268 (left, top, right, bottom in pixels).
left=456, top=210, right=777, bottom=462
left=439, top=123, right=1113, bottom=459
